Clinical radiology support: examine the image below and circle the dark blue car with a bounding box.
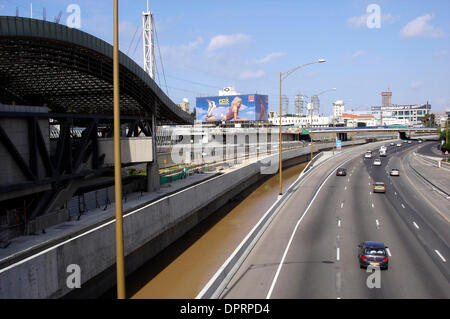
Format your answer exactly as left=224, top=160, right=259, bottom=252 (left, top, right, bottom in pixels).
left=358, top=241, right=389, bottom=270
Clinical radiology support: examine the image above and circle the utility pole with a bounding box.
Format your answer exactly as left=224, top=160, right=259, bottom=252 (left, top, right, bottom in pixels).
left=113, top=0, right=126, bottom=299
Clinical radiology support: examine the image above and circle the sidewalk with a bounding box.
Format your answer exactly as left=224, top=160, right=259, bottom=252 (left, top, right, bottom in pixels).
left=410, top=153, right=450, bottom=197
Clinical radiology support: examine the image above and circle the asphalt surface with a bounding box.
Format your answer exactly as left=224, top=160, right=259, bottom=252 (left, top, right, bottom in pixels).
left=220, top=140, right=450, bottom=299
left=417, top=140, right=445, bottom=158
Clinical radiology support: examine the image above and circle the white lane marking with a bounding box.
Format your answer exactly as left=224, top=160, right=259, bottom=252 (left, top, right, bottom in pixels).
left=350, top=174, right=352, bottom=177
left=435, top=250, right=446, bottom=262
left=394, top=191, right=397, bottom=196
left=386, top=248, right=392, bottom=257
left=348, top=178, right=350, bottom=182
left=338, top=220, right=341, bottom=227
left=370, top=191, right=372, bottom=195
left=401, top=204, right=405, bottom=209
left=337, top=247, right=340, bottom=261
left=368, top=182, right=371, bottom=186
left=371, top=203, right=374, bottom=208
left=266, top=155, right=356, bottom=299
left=413, top=222, right=420, bottom=229
left=344, top=186, right=347, bottom=190
left=375, top=219, right=380, bottom=227
left=341, top=202, right=344, bottom=209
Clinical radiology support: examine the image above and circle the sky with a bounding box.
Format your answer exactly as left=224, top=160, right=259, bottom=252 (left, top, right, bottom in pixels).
left=1, top=0, right=449, bottom=115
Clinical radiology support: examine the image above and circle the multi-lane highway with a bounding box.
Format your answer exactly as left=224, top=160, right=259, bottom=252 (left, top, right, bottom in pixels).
left=219, top=140, right=450, bottom=299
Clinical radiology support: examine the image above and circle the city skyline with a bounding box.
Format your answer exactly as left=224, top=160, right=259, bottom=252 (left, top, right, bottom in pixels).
left=1, top=0, right=449, bottom=114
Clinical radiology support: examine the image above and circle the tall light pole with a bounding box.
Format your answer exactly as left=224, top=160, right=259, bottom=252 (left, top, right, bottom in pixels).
left=309, top=88, right=336, bottom=164
left=279, top=59, right=326, bottom=195
left=113, top=0, right=126, bottom=299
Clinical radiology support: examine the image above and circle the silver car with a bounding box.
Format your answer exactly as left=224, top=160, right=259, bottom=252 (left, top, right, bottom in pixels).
left=373, top=159, right=381, bottom=166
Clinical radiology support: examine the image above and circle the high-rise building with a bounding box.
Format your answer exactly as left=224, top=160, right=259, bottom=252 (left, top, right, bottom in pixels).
left=177, top=98, right=190, bottom=113
left=281, top=95, right=289, bottom=115
left=333, top=100, right=345, bottom=118
left=381, top=90, right=392, bottom=107
left=311, top=95, right=320, bottom=116
left=294, top=93, right=305, bottom=115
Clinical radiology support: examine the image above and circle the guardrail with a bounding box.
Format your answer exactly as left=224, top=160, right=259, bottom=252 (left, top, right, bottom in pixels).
left=410, top=153, right=449, bottom=199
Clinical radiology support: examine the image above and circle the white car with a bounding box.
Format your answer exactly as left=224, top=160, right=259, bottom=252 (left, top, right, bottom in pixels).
left=373, top=159, right=382, bottom=166
left=396, top=143, right=402, bottom=147
left=389, top=168, right=400, bottom=176
left=364, top=152, right=372, bottom=159
left=408, top=140, right=412, bottom=144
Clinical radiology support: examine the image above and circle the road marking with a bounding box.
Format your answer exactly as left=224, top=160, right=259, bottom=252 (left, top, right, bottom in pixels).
left=413, top=222, right=420, bottom=229
left=337, top=248, right=340, bottom=261
left=370, top=191, right=372, bottom=195
left=401, top=204, right=405, bottom=209
left=341, top=202, right=344, bottom=208
left=266, top=154, right=357, bottom=299
left=386, top=248, right=392, bottom=257
left=338, top=220, right=341, bottom=227
left=394, top=191, right=397, bottom=196
left=400, top=154, right=450, bottom=223
left=375, top=219, right=380, bottom=228
left=371, top=203, right=374, bottom=208
left=348, top=178, right=350, bottom=182
left=435, top=250, right=446, bottom=262
left=344, top=186, right=347, bottom=190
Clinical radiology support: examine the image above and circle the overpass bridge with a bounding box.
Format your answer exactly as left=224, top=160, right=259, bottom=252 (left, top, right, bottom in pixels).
left=0, top=16, right=192, bottom=239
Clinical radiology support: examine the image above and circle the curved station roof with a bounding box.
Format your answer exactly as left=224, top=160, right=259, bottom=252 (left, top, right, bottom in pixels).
left=0, top=16, right=193, bottom=124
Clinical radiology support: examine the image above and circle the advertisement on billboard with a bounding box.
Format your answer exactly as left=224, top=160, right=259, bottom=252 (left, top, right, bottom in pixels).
left=195, top=94, right=268, bottom=122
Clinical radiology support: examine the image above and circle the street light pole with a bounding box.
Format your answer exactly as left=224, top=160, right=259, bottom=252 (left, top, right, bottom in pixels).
left=113, top=0, right=126, bottom=299
left=278, top=59, right=326, bottom=195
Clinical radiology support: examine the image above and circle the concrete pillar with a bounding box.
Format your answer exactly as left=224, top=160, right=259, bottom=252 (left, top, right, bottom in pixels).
left=147, top=113, right=160, bottom=192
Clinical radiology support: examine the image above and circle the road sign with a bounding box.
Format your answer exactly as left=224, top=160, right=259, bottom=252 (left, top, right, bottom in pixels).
left=336, top=139, right=342, bottom=150
left=302, top=130, right=309, bottom=134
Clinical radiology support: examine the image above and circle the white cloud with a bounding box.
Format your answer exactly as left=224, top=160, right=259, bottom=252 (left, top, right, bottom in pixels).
left=433, top=49, right=448, bottom=58
left=351, top=50, right=368, bottom=60
left=239, top=70, right=265, bottom=80
left=411, top=81, right=424, bottom=89
left=207, top=33, right=251, bottom=51
left=347, top=13, right=397, bottom=29
left=254, top=52, right=286, bottom=64
left=400, top=14, right=445, bottom=38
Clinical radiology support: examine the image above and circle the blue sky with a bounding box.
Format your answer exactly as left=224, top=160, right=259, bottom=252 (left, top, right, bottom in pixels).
left=1, top=0, right=449, bottom=114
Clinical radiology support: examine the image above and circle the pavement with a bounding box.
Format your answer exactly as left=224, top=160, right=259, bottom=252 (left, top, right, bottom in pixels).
left=219, top=140, right=450, bottom=299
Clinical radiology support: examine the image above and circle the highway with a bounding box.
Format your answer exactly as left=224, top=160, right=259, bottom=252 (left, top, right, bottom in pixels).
left=219, top=140, right=450, bottom=299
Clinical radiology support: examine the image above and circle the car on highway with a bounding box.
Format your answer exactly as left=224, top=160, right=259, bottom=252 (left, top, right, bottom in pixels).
left=403, top=140, right=408, bottom=144
left=408, top=140, right=412, bottom=144
left=418, top=139, right=423, bottom=144
left=358, top=241, right=389, bottom=270
left=396, top=143, right=402, bottom=147
left=373, top=159, right=382, bottom=166
left=389, top=168, right=400, bottom=176
left=373, top=182, right=386, bottom=193
left=336, top=168, right=347, bottom=176
left=379, top=149, right=387, bottom=157
left=390, top=142, right=395, bottom=146
left=364, top=152, right=372, bottom=159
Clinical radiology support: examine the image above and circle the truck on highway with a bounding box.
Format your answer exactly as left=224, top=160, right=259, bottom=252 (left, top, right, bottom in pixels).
left=379, top=148, right=387, bottom=157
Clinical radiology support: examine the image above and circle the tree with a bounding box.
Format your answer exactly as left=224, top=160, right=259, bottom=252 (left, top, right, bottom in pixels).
left=421, top=113, right=436, bottom=127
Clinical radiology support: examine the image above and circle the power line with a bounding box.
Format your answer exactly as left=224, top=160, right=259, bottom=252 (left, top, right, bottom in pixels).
left=127, top=25, right=140, bottom=56
left=154, top=21, right=168, bottom=96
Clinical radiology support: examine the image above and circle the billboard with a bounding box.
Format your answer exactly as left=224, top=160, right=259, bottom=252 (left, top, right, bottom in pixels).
left=195, top=94, right=268, bottom=122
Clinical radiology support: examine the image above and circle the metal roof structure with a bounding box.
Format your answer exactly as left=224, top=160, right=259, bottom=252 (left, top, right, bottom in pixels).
left=0, top=16, right=193, bottom=125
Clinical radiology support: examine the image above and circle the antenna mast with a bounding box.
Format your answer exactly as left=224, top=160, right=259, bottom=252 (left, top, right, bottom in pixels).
left=142, top=0, right=155, bottom=79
